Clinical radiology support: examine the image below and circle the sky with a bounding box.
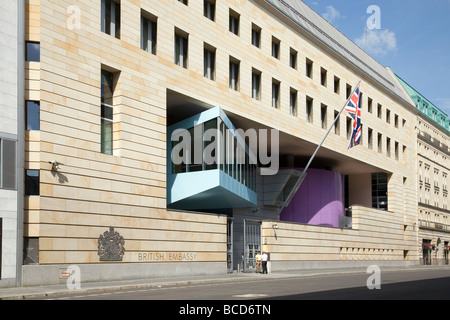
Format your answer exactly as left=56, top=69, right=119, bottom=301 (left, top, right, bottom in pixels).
left=301, top=0, right=450, bottom=116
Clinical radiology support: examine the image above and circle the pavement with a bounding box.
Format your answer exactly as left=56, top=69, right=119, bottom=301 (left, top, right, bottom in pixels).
left=1, top=264, right=449, bottom=300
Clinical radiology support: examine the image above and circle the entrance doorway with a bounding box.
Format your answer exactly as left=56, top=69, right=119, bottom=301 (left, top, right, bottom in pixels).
left=243, top=220, right=261, bottom=272
left=423, top=240, right=433, bottom=265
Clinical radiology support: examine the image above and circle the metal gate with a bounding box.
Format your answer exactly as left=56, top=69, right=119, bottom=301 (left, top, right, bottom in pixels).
left=227, top=218, right=233, bottom=273
left=243, top=220, right=261, bottom=272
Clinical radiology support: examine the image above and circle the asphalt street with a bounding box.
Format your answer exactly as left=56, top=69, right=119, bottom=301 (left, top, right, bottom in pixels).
left=37, top=267, right=450, bottom=301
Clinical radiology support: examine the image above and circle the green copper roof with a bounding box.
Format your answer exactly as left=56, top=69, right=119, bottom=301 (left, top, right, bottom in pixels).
left=395, top=74, right=450, bottom=132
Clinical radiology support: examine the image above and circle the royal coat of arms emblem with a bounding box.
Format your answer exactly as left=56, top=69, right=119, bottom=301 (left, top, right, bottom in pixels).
left=97, top=227, right=125, bottom=261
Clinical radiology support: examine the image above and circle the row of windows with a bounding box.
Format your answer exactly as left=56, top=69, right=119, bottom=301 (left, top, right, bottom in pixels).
left=100, top=0, right=407, bottom=145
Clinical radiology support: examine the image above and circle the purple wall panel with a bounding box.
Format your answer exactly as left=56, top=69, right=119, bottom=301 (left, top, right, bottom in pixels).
left=280, top=169, right=345, bottom=227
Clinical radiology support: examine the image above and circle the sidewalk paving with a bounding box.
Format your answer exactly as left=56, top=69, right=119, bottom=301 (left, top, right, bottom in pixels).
left=1, top=264, right=449, bottom=300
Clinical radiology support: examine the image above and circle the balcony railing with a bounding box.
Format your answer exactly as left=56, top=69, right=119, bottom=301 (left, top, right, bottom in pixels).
left=418, top=219, right=450, bottom=233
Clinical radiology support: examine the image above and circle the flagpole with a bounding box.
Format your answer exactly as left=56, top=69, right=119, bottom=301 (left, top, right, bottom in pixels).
left=277, top=81, right=361, bottom=214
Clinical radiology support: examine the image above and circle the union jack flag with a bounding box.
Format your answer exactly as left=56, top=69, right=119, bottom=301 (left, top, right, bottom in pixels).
left=345, top=83, right=362, bottom=149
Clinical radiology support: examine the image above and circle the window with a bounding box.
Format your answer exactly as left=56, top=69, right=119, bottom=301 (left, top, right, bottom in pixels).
left=101, top=0, right=120, bottom=38
left=368, top=97, right=373, bottom=113
left=0, top=138, right=16, bottom=189
left=141, top=11, right=157, bottom=55
left=290, top=48, right=297, bottom=69
left=306, top=59, right=313, bottom=78
left=334, top=111, right=340, bottom=135
left=204, top=0, right=215, bottom=21
left=372, top=172, right=388, bottom=210
left=377, top=133, right=382, bottom=153
left=334, top=76, right=340, bottom=94
left=26, top=42, right=40, bottom=62
left=346, top=84, right=352, bottom=98
left=320, top=68, right=327, bottom=87
left=25, top=169, right=40, bottom=196
left=386, top=109, right=391, bottom=124
left=175, top=30, right=188, bottom=68
left=272, top=79, right=280, bottom=108
left=321, top=104, right=327, bottom=129
left=26, top=101, right=40, bottom=131
left=377, top=103, right=382, bottom=119
left=290, top=89, right=297, bottom=116
left=101, top=70, right=115, bottom=155
left=252, top=70, right=261, bottom=100
left=229, top=57, right=240, bottom=91
left=386, top=137, right=391, bottom=157
left=204, top=44, right=216, bottom=80
left=251, top=24, right=261, bottom=48
left=368, top=128, right=373, bottom=149
left=346, top=117, right=352, bottom=139
left=229, top=9, right=240, bottom=35
left=272, top=37, right=280, bottom=59
left=395, top=141, right=399, bottom=160
left=306, top=96, right=313, bottom=123
left=178, top=0, right=187, bottom=4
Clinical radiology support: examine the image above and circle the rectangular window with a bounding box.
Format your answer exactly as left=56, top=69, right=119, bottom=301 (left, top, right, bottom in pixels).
left=26, top=42, right=40, bottom=62
left=251, top=24, right=261, bottom=48
left=346, top=84, right=352, bottom=98
left=0, top=139, right=17, bottom=189
left=26, top=101, right=40, bottom=131
left=252, top=70, right=261, bottom=100
left=346, top=117, right=352, bottom=139
left=101, top=0, right=120, bottom=39
left=372, top=172, right=388, bottom=211
left=229, top=9, right=240, bottom=35
left=377, top=103, right=382, bottom=119
left=204, top=0, right=215, bottom=21
left=378, top=133, right=382, bottom=153
left=368, top=128, right=373, bottom=149
left=386, top=109, right=391, bottom=124
left=272, top=37, right=280, bottom=59
left=290, top=89, right=297, bottom=116
left=229, top=57, right=240, bottom=91
left=320, top=68, right=327, bottom=87
left=175, top=30, right=188, bottom=68
left=386, top=137, right=391, bottom=157
left=178, top=0, right=187, bottom=5
left=334, top=111, right=340, bottom=135
left=25, top=169, right=40, bottom=196
left=321, top=104, right=327, bottom=129
left=290, top=48, right=297, bottom=69
left=368, top=97, right=373, bottom=113
left=306, top=58, right=313, bottom=78
left=204, top=45, right=216, bottom=80
left=306, top=96, right=313, bottom=123
left=334, top=76, right=340, bottom=94
left=141, top=12, right=157, bottom=55
left=101, top=70, right=114, bottom=155
left=272, top=79, right=280, bottom=108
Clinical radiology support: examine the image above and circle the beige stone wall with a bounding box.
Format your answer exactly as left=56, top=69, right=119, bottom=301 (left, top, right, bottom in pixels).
left=262, top=205, right=413, bottom=265
left=26, top=0, right=419, bottom=267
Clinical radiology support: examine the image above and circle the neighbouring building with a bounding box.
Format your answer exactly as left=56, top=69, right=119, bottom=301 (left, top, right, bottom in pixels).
left=0, top=0, right=24, bottom=287
left=396, top=75, right=450, bottom=266
left=1, top=0, right=435, bottom=287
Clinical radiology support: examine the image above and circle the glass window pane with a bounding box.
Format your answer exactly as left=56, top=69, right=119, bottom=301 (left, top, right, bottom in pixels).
left=101, top=71, right=114, bottom=105
left=2, top=139, right=16, bottom=189
left=101, top=119, right=113, bottom=154
left=26, top=101, right=40, bottom=131
left=26, top=42, right=40, bottom=62
left=25, top=169, right=39, bottom=196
